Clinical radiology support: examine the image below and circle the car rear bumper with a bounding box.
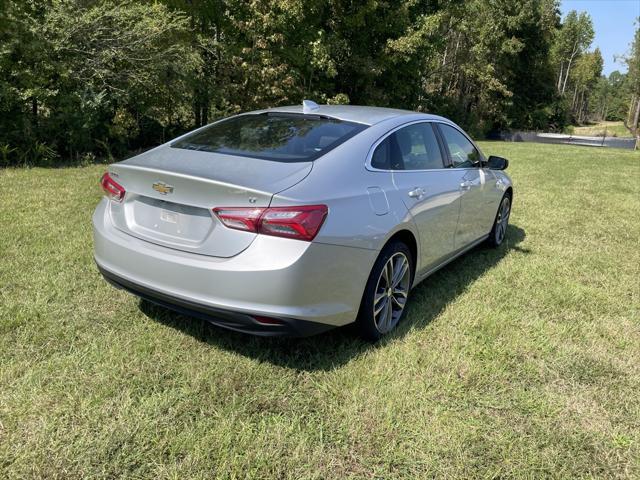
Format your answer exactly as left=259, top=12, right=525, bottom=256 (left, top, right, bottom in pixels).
left=97, top=264, right=333, bottom=337
left=93, top=199, right=376, bottom=334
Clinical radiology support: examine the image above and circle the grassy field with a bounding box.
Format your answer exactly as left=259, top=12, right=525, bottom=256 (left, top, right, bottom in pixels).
left=569, top=121, right=634, bottom=138
left=1, top=142, right=639, bottom=479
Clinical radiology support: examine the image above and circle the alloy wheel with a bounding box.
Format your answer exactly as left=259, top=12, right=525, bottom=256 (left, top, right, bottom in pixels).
left=495, top=196, right=511, bottom=244
left=373, top=252, right=411, bottom=334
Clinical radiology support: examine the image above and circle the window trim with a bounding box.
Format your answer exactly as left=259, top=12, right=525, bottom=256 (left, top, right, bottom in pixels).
left=365, top=120, right=485, bottom=172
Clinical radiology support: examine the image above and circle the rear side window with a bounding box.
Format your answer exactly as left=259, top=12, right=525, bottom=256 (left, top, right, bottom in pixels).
left=438, top=124, right=481, bottom=168
left=371, top=122, right=444, bottom=170
left=171, top=113, right=367, bottom=162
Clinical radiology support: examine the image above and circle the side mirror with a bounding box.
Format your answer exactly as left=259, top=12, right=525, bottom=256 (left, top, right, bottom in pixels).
left=487, top=155, right=509, bottom=170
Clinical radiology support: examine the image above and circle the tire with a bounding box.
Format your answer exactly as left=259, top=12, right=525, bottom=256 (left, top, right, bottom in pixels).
left=357, top=241, right=413, bottom=341
left=487, top=193, right=511, bottom=248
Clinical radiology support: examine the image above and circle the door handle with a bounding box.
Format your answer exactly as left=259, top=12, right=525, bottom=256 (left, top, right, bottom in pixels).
left=460, top=181, right=473, bottom=190
left=408, top=187, right=425, bottom=199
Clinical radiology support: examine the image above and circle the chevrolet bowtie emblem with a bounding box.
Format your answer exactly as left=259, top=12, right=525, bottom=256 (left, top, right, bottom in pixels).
left=152, top=182, right=174, bottom=195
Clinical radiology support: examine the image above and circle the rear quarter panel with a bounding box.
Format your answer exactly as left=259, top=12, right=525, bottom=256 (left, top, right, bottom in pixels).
left=271, top=116, right=422, bottom=254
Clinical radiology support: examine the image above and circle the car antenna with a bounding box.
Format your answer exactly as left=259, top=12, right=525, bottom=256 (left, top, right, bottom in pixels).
left=302, top=100, right=319, bottom=113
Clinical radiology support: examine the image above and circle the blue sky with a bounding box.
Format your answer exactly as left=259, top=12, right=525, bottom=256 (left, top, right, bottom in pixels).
left=560, top=0, right=639, bottom=76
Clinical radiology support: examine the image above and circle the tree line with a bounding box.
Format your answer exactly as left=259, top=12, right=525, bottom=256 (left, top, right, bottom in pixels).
left=0, top=0, right=638, bottom=167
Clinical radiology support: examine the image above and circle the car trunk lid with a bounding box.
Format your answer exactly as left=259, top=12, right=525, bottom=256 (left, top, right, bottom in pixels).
left=106, top=146, right=312, bottom=257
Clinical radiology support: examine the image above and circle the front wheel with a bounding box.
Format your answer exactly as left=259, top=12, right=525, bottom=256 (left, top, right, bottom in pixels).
left=487, top=194, right=511, bottom=247
left=357, top=241, right=413, bottom=341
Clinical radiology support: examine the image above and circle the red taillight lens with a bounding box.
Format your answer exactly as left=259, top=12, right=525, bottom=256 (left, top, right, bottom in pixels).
left=100, top=172, right=125, bottom=202
left=212, top=205, right=328, bottom=241
left=259, top=205, right=328, bottom=241
left=212, top=207, right=265, bottom=232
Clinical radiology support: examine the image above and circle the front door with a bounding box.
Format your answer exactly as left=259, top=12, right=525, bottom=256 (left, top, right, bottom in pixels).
left=437, top=123, right=495, bottom=248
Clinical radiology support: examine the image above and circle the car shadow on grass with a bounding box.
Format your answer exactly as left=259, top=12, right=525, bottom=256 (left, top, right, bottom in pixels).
left=141, top=225, right=526, bottom=372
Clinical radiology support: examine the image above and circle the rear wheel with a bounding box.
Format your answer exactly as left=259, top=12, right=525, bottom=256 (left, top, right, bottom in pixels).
left=357, top=241, right=413, bottom=341
left=487, top=194, right=511, bottom=247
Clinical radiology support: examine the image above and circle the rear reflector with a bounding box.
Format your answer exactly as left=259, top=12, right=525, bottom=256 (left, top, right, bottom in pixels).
left=100, top=172, right=126, bottom=202
left=253, top=315, right=285, bottom=325
left=213, top=205, right=328, bottom=241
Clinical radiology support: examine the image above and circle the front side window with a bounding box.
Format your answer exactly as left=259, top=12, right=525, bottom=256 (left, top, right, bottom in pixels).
left=371, top=123, right=444, bottom=170
left=438, top=124, right=481, bottom=168
left=171, top=113, right=367, bottom=162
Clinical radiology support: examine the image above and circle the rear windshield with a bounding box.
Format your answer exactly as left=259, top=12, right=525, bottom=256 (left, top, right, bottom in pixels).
left=171, top=113, right=368, bottom=162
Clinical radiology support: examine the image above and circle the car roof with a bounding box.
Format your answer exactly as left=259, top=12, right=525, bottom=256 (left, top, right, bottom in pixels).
left=253, top=104, right=450, bottom=126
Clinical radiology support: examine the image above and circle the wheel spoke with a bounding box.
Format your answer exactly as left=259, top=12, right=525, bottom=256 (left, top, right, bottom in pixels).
left=383, top=298, right=393, bottom=331
left=391, top=258, right=408, bottom=288
left=393, top=287, right=408, bottom=299
left=391, top=293, right=406, bottom=308
left=374, top=295, right=387, bottom=316
left=391, top=256, right=400, bottom=282
left=383, top=262, right=392, bottom=287
left=377, top=298, right=388, bottom=331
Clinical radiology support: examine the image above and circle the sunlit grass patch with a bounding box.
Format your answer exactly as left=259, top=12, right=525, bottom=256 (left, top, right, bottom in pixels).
left=0, top=142, right=639, bottom=478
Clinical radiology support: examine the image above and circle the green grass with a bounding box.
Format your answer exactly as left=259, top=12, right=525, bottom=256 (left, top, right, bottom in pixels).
left=569, top=121, right=634, bottom=138
left=1, top=142, right=639, bottom=479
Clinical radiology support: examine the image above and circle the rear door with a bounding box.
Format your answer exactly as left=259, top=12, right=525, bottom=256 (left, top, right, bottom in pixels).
left=372, top=122, right=460, bottom=272
left=436, top=123, right=495, bottom=248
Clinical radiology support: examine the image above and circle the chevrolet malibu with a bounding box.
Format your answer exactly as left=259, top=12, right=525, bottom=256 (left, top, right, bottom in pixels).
left=93, top=101, right=512, bottom=340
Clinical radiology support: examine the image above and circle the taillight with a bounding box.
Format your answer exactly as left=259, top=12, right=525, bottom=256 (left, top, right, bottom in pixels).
left=100, top=172, right=125, bottom=202
left=259, top=205, right=328, bottom=241
left=211, top=207, right=264, bottom=232
left=212, top=205, right=328, bottom=241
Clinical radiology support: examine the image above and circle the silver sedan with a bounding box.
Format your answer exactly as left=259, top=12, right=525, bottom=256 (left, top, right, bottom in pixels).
left=93, top=101, right=513, bottom=340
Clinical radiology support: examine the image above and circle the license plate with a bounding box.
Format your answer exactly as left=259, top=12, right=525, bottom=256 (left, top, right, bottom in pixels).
left=160, top=210, right=178, bottom=224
